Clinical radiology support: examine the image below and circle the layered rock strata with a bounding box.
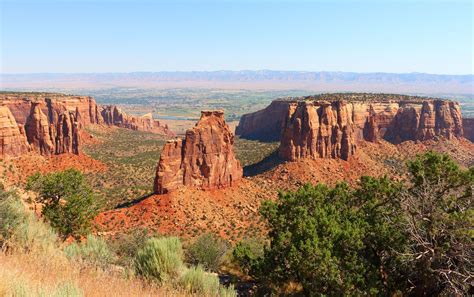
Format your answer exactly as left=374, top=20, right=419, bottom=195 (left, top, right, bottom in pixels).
left=462, top=118, right=474, bottom=142
left=279, top=101, right=357, bottom=161
left=0, top=93, right=174, bottom=158
left=236, top=94, right=465, bottom=162
left=0, top=106, right=30, bottom=158
left=154, top=110, right=242, bottom=194
left=100, top=105, right=171, bottom=134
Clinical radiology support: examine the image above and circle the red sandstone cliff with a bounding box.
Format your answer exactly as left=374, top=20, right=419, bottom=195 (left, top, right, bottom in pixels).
left=0, top=93, right=174, bottom=158
left=0, top=106, right=30, bottom=158
left=237, top=94, right=465, bottom=162
left=462, top=118, right=474, bottom=142
left=24, top=101, right=81, bottom=156
left=279, top=101, right=357, bottom=161
left=154, top=110, right=242, bottom=194
left=100, top=105, right=172, bottom=135
left=235, top=100, right=292, bottom=141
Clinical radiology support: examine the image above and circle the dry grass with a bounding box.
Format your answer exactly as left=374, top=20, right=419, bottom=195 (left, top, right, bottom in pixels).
left=0, top=252, right=190, bottom=297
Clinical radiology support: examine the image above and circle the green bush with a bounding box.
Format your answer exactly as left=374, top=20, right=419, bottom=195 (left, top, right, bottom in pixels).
left=402, top=152, right=473, bottom=295
left=186, top=233, right=228, bottom=272
left=26, top=169, right=100, bottom=239
left=254, top=152, right=473, bottom=296
left=108, top=228, right=150, bottom=267
left=257, top=177, right=406, bottom=295
left=134, top=237, right=184, bottom=282
left=180, top=265, right=237, bottom=297
left=65, top=235, right=114, bottom=268
left=232, top=237, right=265, bottom=274
left=0, top=189, right=57, bottom=253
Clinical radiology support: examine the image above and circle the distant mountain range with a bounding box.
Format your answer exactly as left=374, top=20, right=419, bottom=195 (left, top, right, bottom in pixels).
left=1, top=71, right=473, bottom=94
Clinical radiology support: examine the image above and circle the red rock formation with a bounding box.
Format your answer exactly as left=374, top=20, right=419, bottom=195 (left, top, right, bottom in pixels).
left=24, top=102, right=80, bottom=156
left=100, top=105, right=173, bottom=135
left=0, top=106, right=30, bottom=158
left=0, top=92, right=175, bottom=158
left=279, top=101, right=356, bottom=161
left=462, top=118, right=474, bottom=142
left=239, top=94, right=465, bottom=162
left=25, top=103, right=55, bottom=155
left=154, top=110, right=242, bottom=194
left=1, top=93, right=173, bottom=136
left=235, top=100, right=295, bottom=141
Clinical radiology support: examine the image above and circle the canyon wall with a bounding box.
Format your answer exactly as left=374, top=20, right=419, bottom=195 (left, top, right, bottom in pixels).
left=462, top=118, right=474, bottom=142
left=154, top=110, right=242, bottom=194
left=100, top=105, right=171, bottom=135
left=279, top=101, right=357, bottom=161
left=236, top=94, right=465, bottom=162
left=235, top=100, right=293, bottom=141
left=0, top=93, right=173, bottom=158
left=0, top=106, right=30, bottom=158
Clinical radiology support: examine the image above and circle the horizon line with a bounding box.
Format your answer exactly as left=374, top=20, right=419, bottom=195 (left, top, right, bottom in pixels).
left=2, top=70, right=473, bottom=76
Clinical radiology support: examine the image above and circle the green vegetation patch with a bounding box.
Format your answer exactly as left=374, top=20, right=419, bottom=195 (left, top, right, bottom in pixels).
left=233, top=137, right=279, bottom=168
left=83, top=127, right=169, bottom=208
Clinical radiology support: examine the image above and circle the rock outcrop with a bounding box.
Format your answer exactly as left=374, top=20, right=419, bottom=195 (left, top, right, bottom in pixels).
left=279, top=101, right=357, bottom=161
left=462, top=118, right=474, bottom=142
left=100, top=105, right=172, bottom=135
left=154, top=110, right=242, bottom=194
left=0, top=92, right=175, bottom=158
left=236, top=94, right=466, bottom=162
left=235, top=100, right=292, bottom=141
left=24, top=102, right=81, bottom=156
left=0, top=106, right=30, bottom=158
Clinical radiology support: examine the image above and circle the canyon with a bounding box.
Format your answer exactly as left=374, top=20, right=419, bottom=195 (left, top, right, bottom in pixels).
left=236, top=94, right=466, bottom=162
left=154, top=110, right=242, bottom=194
left=0, top=93, right=173, bottom=158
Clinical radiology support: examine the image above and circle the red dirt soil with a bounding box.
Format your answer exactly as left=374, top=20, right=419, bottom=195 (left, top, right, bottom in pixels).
left=94, top=138, right=474, bottom=241
left=1, top=153, right=107, bottom=187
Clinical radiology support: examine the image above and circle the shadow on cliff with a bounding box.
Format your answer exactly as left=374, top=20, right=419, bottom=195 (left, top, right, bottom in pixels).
left=243, top=151, right=284, bottom=177
left=115, top=192, right=155, bottom=209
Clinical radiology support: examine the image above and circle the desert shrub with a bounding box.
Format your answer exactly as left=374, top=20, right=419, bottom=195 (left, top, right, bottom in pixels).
left=26, top=169, right=100, bottom=239
left=134, top=237, right=184, bottom=282
left=232, top=237, right=265, bottom=274
left=186, top=233, right=228, bottom=272
left=256, top=177, right=406, bottom=295
left=0, top=189, right=57, bottom=254
left=65, top=234, right=114, bottom=268
left=254, top=152, right=473, bottom=296
left=401, top=152, right=473, bottom=295
left=180, top=265, right=237, bottom=297
left=108, top=228, right=150, bottom=267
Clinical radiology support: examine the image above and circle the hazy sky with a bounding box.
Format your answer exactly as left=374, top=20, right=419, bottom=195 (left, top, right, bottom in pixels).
left=1, top=0, right=472, bottom=74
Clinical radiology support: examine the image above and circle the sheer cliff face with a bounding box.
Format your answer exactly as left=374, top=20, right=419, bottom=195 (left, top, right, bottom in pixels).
left=0, top=106, right=30, bottom=158
left=154, top=111, right=243, bottom=194
left=279, top=101, right=357, bottom=161
left=235, top=100, right=293, bottom=141
left=237, top=95, right=465, bottom=162
left=25, top=101, right=81, bottom=156
left=462, top=118, right=474, bottom=142
left=0, top=93, right=175, bottom=158
left=100, top=105, right=173, bottom=136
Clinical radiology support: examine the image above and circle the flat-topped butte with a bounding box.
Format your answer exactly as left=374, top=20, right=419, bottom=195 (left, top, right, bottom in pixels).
left=274, top=93, right=455, bottom=104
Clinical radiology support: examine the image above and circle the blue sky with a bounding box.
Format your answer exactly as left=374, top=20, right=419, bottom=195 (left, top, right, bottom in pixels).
left=1, top=0, right=472, bottom=74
